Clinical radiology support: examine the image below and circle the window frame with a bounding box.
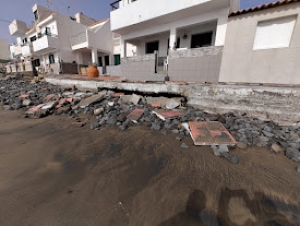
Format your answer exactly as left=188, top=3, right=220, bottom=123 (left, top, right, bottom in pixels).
left=49, top=54, right=55, bottom=64
left=190, top=31, right=213, bottom=49
left=253, top=16, right=296, bottom=50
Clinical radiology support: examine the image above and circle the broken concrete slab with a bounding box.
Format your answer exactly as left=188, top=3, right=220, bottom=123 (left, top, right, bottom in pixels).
left=41, top=101, right=58, bottom=110
left=152, top=109, right=184, bottom=121
left=188, top=122, right=236, bottom=145
left=127, top=108, right=145, bottom=123
left=119, top=94, right=142, bottom=105
left=286, top=148, right=300, bottom=162
left=22, top=99, right=32, bottom=106
left=25, top=104, right=45, bottom=118
left=145, top=97, right=182, bottom=109
left=73, top=91, right=106, bottom=109
left=271, top=143, right=284, bottom=153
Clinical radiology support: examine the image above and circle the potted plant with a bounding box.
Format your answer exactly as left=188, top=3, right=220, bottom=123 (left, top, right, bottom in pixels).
left=87, top=62, right=99, bottom=78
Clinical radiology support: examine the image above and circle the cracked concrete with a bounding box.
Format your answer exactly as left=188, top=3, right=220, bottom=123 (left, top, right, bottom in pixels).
left=45, top=76, right=300, bottom=123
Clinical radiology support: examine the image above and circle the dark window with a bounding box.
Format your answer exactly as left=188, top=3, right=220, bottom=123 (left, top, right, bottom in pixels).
left=30, top=36, right=37, bottom=42
left=114, top=54, right=120, bottom=65
left=22, top=38, right=27, bottom=44
left=33, top=59, right=40, bottom=67
left=145, top=41, right=159, bottom=54
left=34, top=10, right=39, bottom=21
left=176, top=37, right=180, bottom=48
left=45, top=27, right=51, bottom=36
left=98, top=57, right=103, bottom=67
left=49, top=54, right=55, bottom=64
left=104, top=55, right=110, bottom=66
left=191, top=31, right=213, bottom=48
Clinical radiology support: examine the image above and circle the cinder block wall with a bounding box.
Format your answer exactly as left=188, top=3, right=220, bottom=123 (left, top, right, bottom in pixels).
left=168, top=46, right=223, bottom=83
left=121, top=54, right=156, bottom=81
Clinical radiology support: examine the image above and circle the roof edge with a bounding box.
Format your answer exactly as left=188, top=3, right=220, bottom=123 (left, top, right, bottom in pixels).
left=229, top=0, right=300, bottom=17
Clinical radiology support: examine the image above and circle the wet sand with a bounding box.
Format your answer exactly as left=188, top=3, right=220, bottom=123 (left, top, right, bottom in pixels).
left=0, top=109, right=299, bottom=226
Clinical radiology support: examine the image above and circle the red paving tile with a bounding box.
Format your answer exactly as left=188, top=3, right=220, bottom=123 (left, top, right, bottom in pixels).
left=18, top=94, right=29, bottom=98
left=45, top=94, right=55, bottom=100
left=127, top=108, right=145, bottom=122
left=152, top=109, right=184, bottom=120
left=188, top=122, right=236, bottom=145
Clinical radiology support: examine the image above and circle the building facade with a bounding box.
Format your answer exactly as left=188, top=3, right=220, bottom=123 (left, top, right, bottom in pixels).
left=219, top=0, right=300, bottom=85
left=8, top=4, right=120, bottom=75
left=110, top=0, right=240, bottom=82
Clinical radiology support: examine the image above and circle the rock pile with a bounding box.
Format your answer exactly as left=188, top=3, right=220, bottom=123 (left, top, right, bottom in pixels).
left=1, top=78, right=300, bottom=167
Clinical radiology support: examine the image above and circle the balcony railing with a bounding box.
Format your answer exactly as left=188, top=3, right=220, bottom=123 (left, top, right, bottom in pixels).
left=110, top=0, right=121, bottom=10
left=33, top=34, right=59, bottom=53
left=71, top=32, right=87, bottom=47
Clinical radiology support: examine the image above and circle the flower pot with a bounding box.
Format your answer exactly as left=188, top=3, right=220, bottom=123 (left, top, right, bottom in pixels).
left=87, top=65, right=99, bottom=78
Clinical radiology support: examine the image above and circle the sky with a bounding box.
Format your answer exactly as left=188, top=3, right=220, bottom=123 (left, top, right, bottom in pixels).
left=0, top=0, right=277, bottom=44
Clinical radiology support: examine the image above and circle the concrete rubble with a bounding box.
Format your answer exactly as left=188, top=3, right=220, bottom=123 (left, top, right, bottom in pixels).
left=1, top=78, right=300, bottom=168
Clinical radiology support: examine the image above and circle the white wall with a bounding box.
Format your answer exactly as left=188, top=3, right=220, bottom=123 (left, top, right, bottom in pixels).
left=121, top=8, right=229, bottom=47
left=88, top=21, right=112, bottom=53
left=111, top=0, right=228, bottom=31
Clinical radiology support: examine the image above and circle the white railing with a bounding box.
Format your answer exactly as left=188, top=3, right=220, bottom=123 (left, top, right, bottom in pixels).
left=71, top=32, right=87, bottom=47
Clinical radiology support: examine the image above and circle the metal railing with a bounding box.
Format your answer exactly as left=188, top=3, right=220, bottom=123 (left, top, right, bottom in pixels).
left=110, top=0, right=121, bottom=10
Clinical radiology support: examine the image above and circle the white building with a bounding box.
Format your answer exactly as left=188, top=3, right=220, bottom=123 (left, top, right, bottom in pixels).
left=9, top=4, right=118, bottom=74
left=110, top=0, right=240, bottom=82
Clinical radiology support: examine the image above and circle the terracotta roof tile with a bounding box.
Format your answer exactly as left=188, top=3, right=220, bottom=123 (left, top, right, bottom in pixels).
left=229, top=0, right=300, bottom=17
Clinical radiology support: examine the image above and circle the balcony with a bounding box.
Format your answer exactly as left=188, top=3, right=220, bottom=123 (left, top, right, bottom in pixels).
left=110, top=0, right=229, bottom=34
left=71, top=32, right=88, bottom=50
left=9, top=20, right=28, bottom=36
left=22, top=44, right=34, bottom=57
left=33, top=35, right=59, bottom=54
left=13, top=45, right=23, bottom=56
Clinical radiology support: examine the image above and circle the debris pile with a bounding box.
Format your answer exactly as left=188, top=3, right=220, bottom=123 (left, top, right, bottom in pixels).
left=1, top=78, right=300, bottom=167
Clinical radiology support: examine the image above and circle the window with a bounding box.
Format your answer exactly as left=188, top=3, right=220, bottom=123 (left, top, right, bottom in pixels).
left=98, top=57, right=103, bottom=67
left=49, top=54, right=55, bottom=64
left=22, top=38, right=27, bottom=45
left=34, top=10, right=39, bottom=21
left=30, top=36, right=36, bottom=42
left=253, top=16, right=296, bottom=50
left=104, top=55, right=110, bottom=66
left=33, top=59, right=40, bottom=67
left=45, top=27, right=51, bottom=36
left=145, top=41, right=159, bottom=54
left=191, top=32, right=213, bottom=48
left=114, top=54, right=121, bottom=65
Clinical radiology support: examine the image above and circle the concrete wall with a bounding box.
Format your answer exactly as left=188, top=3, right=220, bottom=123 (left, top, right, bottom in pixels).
left=75, top=13, right=96, bottom=26
left=219, top=2, right=300, bottom=85
left=46, top=77, right=300, bottom=123
left=88, top=21, right=112, bottom=53
left=111, top=0, right=229, bottom=32
left=121, top=54, right=156, bottom=81
left=0, top=39, right=10, bottom=60
left=168, top=46, right=223, bottom=82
